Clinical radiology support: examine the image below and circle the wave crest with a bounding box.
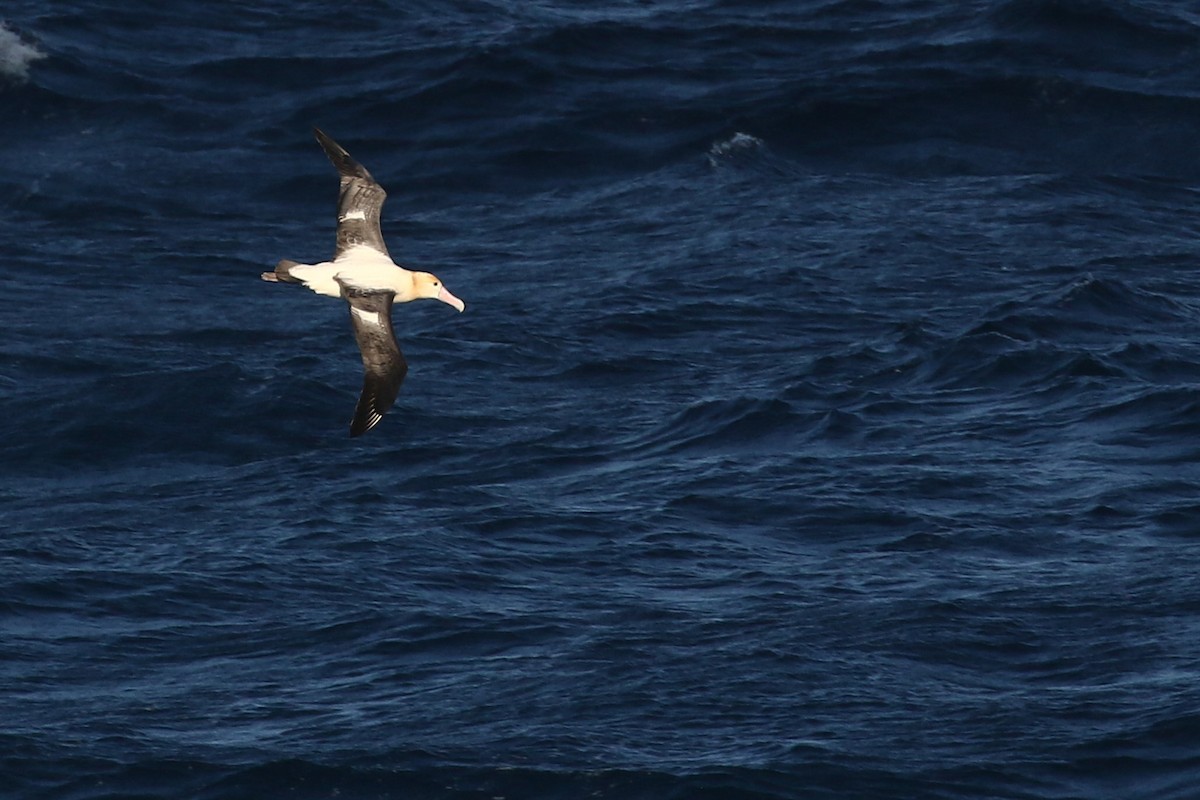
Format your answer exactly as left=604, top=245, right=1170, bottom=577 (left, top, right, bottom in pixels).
left=0, top=22, right=44, bottom=84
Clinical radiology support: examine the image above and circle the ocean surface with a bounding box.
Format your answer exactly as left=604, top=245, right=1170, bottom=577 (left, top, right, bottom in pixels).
left=4, top=1, right=1200, bottom=798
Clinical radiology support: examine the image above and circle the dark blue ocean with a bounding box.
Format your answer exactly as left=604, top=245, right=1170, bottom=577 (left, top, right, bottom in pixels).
left=5, top=1, right=1200, bottom=798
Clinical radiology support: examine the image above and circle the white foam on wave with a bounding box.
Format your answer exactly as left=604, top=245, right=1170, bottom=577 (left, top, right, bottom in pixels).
left=0, top=22, right=46, bottom=83
left=707, top=132, right=766, bottom=165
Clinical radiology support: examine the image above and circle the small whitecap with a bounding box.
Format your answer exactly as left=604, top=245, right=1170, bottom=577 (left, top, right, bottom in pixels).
left=707, top=132, right=766, bottom=165
left=0, top=22, right=46, bottom=84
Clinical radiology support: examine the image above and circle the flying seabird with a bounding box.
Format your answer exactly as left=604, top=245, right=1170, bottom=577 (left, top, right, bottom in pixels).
left=262, top=128, right=465, bottom=437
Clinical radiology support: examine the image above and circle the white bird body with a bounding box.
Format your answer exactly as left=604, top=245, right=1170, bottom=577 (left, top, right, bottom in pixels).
left=284, top=246, right=415, bottom=300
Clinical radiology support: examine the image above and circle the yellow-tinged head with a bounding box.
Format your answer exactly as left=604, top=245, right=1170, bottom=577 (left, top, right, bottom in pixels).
left=413, top=271, right=465, bottom=312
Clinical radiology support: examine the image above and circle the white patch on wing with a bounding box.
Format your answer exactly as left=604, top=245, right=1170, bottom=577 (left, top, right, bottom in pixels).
left=340, top=210, right=367, bottom=221
left=351, top=307, right=380, bottom=325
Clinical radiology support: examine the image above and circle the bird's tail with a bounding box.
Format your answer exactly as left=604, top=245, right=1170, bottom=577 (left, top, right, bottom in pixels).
left=261, top=259, right=304, bottom=284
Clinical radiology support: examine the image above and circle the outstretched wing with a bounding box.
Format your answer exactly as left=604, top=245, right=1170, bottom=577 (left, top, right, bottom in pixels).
left=339, top=285, right=408, bottom=437
left=313, top=127, right=390, bottom=259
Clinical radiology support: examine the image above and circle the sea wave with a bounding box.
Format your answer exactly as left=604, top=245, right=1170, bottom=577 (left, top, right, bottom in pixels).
left=0, top=22, right=44, bottom=84
left=6, top=2, right=1200, bottom=799
left=9, top=747, right=1200, bottom=800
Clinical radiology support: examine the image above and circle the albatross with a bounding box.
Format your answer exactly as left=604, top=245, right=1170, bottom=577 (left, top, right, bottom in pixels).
left=262, top=128, right=465, bottom=437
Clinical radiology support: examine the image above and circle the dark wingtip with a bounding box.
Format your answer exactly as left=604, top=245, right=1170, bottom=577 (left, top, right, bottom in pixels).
left=349, top=415, right=381, bottom=437
left=312, top=126, right=335, bottom=149
left=312, top=127, right=374, bottom=182
left=349, top=393, right=389, bottom=437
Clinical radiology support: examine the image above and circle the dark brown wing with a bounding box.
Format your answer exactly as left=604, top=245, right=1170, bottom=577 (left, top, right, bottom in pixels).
left=313, top=127, right=390, bottom=259
left=339, top=285, right=408, bottom=437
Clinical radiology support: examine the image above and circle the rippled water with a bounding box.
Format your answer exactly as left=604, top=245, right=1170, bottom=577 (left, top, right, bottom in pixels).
left=4, top=2, right=1200, bottom=798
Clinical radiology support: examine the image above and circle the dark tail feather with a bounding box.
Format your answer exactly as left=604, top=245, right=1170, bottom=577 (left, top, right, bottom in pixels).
left=261, top=259, right=304, bottom=284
